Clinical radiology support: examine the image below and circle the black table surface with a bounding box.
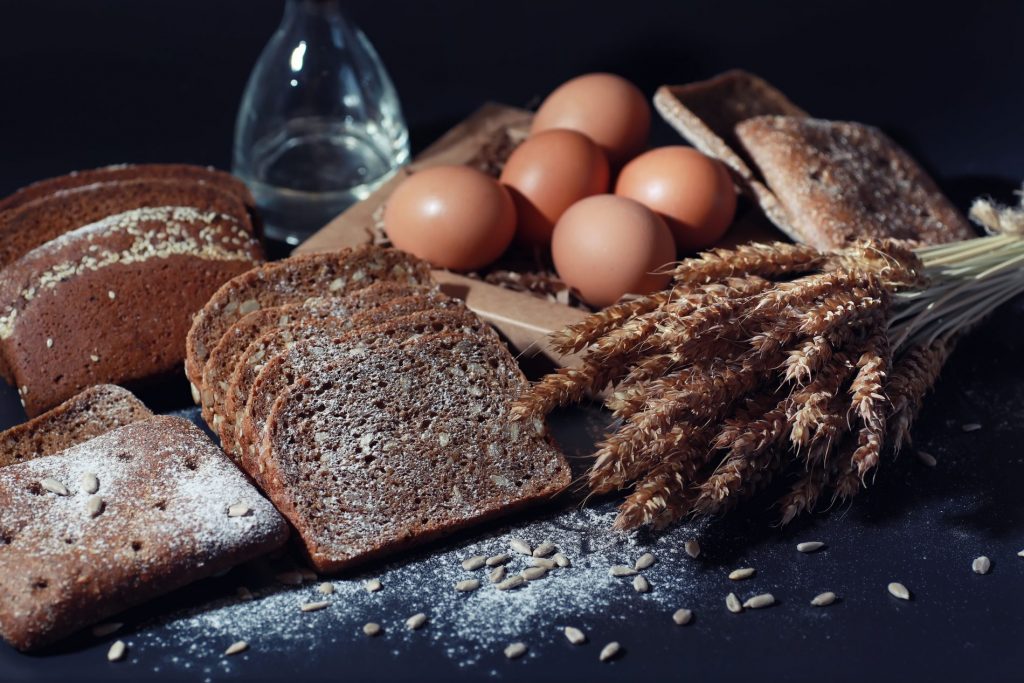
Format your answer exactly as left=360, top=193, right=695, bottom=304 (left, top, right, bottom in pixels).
left=0, top=1, right=1022, bottom=681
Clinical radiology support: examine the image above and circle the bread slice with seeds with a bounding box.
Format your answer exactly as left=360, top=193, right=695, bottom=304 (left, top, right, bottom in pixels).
left=258, top=332, right=570, bottom=572
left=0, top=384, right=152, bottom=468
left=185, top=246, right=432, bottom=402
left=0, top=415, right=289, bottom=651
left=0, top=207, right=263, bottom=416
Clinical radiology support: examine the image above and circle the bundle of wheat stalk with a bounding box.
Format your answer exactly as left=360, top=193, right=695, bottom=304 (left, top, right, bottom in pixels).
left=513, top=191, right=1024, bottom=530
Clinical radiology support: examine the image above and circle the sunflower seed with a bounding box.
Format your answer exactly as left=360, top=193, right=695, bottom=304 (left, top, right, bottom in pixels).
left=237, top=586, right=254, bottom=601
left=496, top=575, right=526, bottom=591
left=888, top=582, right=911, bottom=600
left=504, top=642, right=527, bottom=659
left=81, top=473, right=99, bottom=494
left=728, top=567, right=756, bottom=580
left=672, top=608, right=693, bottom=625
left=86, top=495, right=104, bottom=518
left=317, top=582, right=335, bottom=595
left=634, top=552, right=656, bottom=570
left=609, top=565, right=638, bottom=577
left=510, top=538, right=532, bottom=556
left=522, top=567, right=547, bottom=581
left=405, top=612, right=427, bottom=630
left=298, top=568, right=318, bottom=582
left=917, top=450, right=938, bottom=467
left=553, top=553, right=571, bottom=568
left=962, top=422, right=982, bottom=432
left=811, top=591, right=836, bottom=606
left=486, top=553, right=510, bottom=567
left=461, top=555, right=486, bottom=571
left=726, top=592, right=743, bottom=613
left=274, top=571, right=304, bottom=586
left=300, top=601, right=331, bottom=612
left=107, top=640, right=127, bottom=662
left=363, top=622, right=381, bottom=636
left=455, top=579, right=481, bottom=592
left=531, top=557, right=557, bottom=569
left=489, top=566, right=507, bottom=583
left=797, top=541, right=825, bottom=553
left=972, top=556, right=992, bottom=574
left=91, top=622, right=123, bottom=637
left=743, top=593, right=775, bottom=609
left=364, top=578, right=382, bottom=593
left=227, top=502, right=250, bottom=517
left=599, top=641, right=621, bottom=662
left=684, top=539, right=701, bottom=558
left=564, top=626, right=586, bottom=645
left=1018, top=549, right=1024, bottom=558
left=224, top=640, right=248, bottom=656
left=40, top=478, right=69, bottom=496
left=633, top=575, right=650, bottom=593
left=532, top=542, right=556, bottom=558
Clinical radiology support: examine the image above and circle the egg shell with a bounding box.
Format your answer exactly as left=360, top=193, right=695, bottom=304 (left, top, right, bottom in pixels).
left=499, top=129, right=609, bottom=246
left=551, top=195, right=675, bottom=308
left=615, top=146, right=737, bottom=251
left=532, top=73, right=651, bottom=167
left=383, top=165, right=516, bottom=272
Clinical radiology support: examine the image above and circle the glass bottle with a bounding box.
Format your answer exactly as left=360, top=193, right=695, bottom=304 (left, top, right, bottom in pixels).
left=233, top=0, right=410, bottom=245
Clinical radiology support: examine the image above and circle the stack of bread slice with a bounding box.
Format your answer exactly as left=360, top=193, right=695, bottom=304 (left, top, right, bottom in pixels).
left=188, top=244, right=572, bottom=572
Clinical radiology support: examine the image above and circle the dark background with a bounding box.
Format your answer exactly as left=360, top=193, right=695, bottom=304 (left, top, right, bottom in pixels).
left=0, top=1, right=1022, bottom=682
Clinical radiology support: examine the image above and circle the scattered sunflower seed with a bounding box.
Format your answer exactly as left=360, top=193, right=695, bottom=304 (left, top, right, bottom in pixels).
left=563, top=626, right=586, bottom=645
left=961, top=423, right=982, bottom=432
left=728, top=567, right=756, bottom=580
left=107, top=640, right=127, bottom=662
left=917, top=450, right=938, bottom=467
left=274, top=571, right=304, bottom=586
left=531, top=557, right=557, bottom=570
left=726, top=592, right=743, bottom=613
left=633, top=575, right=651, bottom=593
left=40, top=478, right=69, bottom=496
left=743, top=593, right=775, bottom=609
left=522, top=567, right=547, bottom=581
left=300, top=601, right=331, bottom=612
left=489, top=566, right=507, bottom=583
left=811, top=592, right=836, bottom=606
left=455, top=579, right=481, bottom=592
left=797, top=541, right=825, bottom=553
left=888, top=582, right=911, bottom=600
left=553, top=553, right=571, bottom=568
left=224, top=640, right=248, bottom=656
left=406, top=613, right=427, bottom=630
left=461, top=555, right=486, bottom=571
left=532, top=542, right=556, bottom=558
left=1018, top=549, right=1024, bottom=558
left=684, top=539, right=701, bottom=558
left=672, top=608, right=693, bottom=625
left=227, top=503, right=250, bottom=518
left=363, top=622, right=381, bottom=637
left=510, top=538, right=532, bottom=556
left=237, top=586, right=254, bottom=601
left=634, top=552, right=656, bottom=570
left=91, top=622, right=123, bottom=637
left=504, top=642, right=527, bottom=659
left=486, top=553, right=511, bottom=567
left=609, top=565, right=638, bottom=577
left=364, top=578, right=383, bottom=593
left=972, top=556, right=992, bottom=574
left=86, top=495, right=104, bottom=518
left=81, top=472, right=99, bottom=494
left=599, top=641, right=621, bottom=662
left=317, top=582, right=335, bottom=595
left=496, top=575, right=526, bottom=591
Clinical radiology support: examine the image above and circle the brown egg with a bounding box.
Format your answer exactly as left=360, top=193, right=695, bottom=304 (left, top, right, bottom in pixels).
left=383, top=165, right=516, bottom=271
left=615, top=146, right=737, bottom=251
left=551, top=195, right=675, bottom=308
left=499, top=129, right=609, bottom=246
left=532, top=73, right=650, bottom=167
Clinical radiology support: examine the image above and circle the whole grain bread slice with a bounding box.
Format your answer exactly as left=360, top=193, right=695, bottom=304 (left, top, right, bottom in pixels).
left=0, top=415, right=289, bottom=651
left=0, top=384, right=152, bottom=468
left=258, top=332, right=570, bottom=573
left=185, top=246, right=432, bottom=401
left=736, top=115, right=975, bottom=249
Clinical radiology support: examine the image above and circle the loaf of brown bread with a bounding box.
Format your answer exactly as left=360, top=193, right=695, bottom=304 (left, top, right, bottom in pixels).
left=258, top=332, right=570, bottom=572
left=185, top=246, right=433, bottom=401
left=0, top=206, right=264, bottom=416
left=0, top=416, right=289, bottom=651
left=0, top=384, right=152, bottom=468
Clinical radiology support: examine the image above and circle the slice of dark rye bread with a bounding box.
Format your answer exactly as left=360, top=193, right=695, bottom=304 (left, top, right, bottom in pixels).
left=258, top=332, right=570, bottom=573
left=735, top=116, right=976, bottom=249
left=220, top=289, right=458, bottom=458
left=0, top=178, right=254, bottom=271
left=0, top=385, right=152, bottom=468
left=0, top=416, right=289, bottom=651
left=233, top=308, right=492, bottom=483
left=0, top=163, right=254, bottom=214
left=185, top=246, right=433, bottom=401
left=0, top=207, right=263, bottom=416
